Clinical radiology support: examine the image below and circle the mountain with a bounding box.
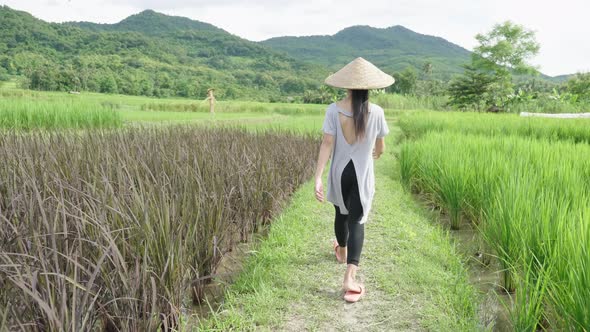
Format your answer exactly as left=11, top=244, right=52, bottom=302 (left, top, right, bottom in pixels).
left=547, top=74, right=574, bottom=83
left=0, top=6, right=571, bottom=99
left=262, top=25, right=473, bottom=80
left=66, top=10, right=224, bottom=35
left=0, top=6, right=327, bottom=100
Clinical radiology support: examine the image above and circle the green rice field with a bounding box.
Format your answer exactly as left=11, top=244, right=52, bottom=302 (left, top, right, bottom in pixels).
left=0, top=98, right=122, bottom=130
left=0, top=87, right=327, bottom=131
left=399, top=110, right=590, bottom=143
left=399, top=112, right=590, bottom=330
left=1, top=84, right=590, bottom=330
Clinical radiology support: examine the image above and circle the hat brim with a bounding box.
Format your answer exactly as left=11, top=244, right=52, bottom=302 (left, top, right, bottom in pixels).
left=324, top=57, right=395, bottom=90
left=324, top=78, right=395, bottom=90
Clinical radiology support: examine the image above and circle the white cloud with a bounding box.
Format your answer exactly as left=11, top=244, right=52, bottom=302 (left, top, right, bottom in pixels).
left=1, top=0, right=589, bottom=75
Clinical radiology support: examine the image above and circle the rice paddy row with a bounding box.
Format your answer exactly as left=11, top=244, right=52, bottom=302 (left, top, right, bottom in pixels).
left=0, top=126, right=319, bottom=330
left=0, top=98, right=122, bottom=130
left=399, top=119, right=590, bottom=330
left=1, top=87, right=438, bottom=131
left=0, top=92, right=328, bottom=130
left=398, top=111, right=590, bottom=143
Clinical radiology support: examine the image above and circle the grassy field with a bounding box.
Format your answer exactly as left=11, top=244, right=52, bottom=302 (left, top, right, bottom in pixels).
left=7, top=85, right=590, bottom=330
left=398, top=110, right=590, bottom=143
left=372, top=93, right=449, bottom=111
left=196, top=126, right=480, bottom=331
left=0, top=84, right=422, bottom=131
left=399, top=113, right=590, bottom=330
left=0, top=86, right=328, bottom=130
left=0, top=86, right=485, bottom=330
left=0, top=98, right=122, bottom=130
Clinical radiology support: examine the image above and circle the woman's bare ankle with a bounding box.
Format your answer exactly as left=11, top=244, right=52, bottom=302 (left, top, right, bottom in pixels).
left=338, top=247, right=347, bottom=260
left=343, top=264, right=360, bottom=291
left=343, top=279, right=360, bottom=291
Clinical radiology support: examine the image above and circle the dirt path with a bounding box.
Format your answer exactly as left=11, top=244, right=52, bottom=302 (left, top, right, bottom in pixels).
left=198, top=127, right=479, bottom=331
left=276, top=149, right=476, bottom=331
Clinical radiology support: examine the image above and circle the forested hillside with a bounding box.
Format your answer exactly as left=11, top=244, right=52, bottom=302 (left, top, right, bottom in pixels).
left=262, top=25, right=472, bottom=80
left=0, top=6, right=571, bottom=101
left=66, top=9, right=224, bottom=35
left=0, top=6, right=327, bottom=100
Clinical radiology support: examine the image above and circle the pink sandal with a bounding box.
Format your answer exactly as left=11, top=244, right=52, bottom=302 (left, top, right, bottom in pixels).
left=333, top=240, right=345, bottom=264
left=343, top=285, right=365, bottom=303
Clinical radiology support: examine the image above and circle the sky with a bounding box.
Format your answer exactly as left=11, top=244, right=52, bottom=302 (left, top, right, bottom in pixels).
left=2, top=0, right=589, bottom=76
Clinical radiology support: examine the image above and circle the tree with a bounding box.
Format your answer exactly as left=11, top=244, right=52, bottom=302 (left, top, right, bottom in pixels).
left=391, top=66, right=417, bottom=94
left=99, top=73, right=118, bottom=94
left=280, top=78, right=305, bottom=94
left=474, top=21, right=540, bottom=76
left=449, top=21, right=540, bottom=110
left=566, top=73, right=590, bottom=102
left=0, top=67, right=9, bottom=82
left=302, top=85, right=343, bottom=104
left=416, top=79, right=446, bottom=96
left=465, top=21, right=540, bottom=109
left=29, top=66, right=58, bottom=91
left=448, top=64, right=494, bottom=111
left=422, top=61, right=433, bottom=80
left=0, top=55, right=14, bottom=74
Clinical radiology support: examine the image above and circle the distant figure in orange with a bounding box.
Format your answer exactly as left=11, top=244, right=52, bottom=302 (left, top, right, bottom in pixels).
left=205, top=88, right=216, bottom=113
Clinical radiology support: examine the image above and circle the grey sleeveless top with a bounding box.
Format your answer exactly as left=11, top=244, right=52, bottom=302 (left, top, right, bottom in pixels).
left=322, top=102, right=389, bottom=224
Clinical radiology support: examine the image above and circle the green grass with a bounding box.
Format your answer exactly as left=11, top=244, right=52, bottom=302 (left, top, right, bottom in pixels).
left=139, top=100, right=326, bottom=115
left=120, top=108, right=327, bottom=138
left=1, top=86, right=325, bottom=114
left=0, top=87, right=412, bottom=127
left=0, top=98, right=122, bottom=130
left=0, top=86, right=331, bottom=130
left=121, top=110, right=280, bottom=123
left=0, top=78, right=18, bottom=89
left=0, top=86, right=440, bottom=134
left=196, top=127, right=479, bottom=331
left=372, top=93, right=450, bottom=111
left=400, top=131, right=590, bottom=330
left=398, top=110, right=590, bottom=143
left=0, top=86, right=484, bottom=330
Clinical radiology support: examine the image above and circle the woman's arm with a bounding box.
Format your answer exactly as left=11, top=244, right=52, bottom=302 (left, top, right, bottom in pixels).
left=314, top=133, right=334, bottom=202
left=373, top=137, right=385, bottom=159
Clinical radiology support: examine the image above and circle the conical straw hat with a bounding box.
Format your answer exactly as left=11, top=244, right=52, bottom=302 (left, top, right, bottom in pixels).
left=325, top=57, right=395, bottom=90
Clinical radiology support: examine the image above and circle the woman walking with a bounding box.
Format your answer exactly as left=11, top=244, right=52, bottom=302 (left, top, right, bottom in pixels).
left=314, top=57, right=394, bottom=303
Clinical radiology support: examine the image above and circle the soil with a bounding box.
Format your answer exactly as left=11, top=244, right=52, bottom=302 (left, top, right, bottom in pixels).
left=186, top=231, right=264, bottom=318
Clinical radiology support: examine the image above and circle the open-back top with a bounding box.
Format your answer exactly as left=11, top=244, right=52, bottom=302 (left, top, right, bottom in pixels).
left=322, top=102, right=389, bottom=224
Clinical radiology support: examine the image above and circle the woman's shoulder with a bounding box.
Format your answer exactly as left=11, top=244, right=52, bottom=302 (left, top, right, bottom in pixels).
left=369, top=102, right=385, bottom=115
left=325, top=102, right=339, bottom=114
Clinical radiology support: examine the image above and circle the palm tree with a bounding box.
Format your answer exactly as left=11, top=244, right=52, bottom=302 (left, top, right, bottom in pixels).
left=422, top=62, right=433, bottom=79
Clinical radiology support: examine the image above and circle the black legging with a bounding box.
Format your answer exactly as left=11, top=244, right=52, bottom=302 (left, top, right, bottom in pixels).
left=334, top=159, right=364, bottom=266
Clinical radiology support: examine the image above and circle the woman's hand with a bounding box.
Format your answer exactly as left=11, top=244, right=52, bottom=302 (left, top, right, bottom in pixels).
left=372, top=148, right=382, bottom=160
left=373, top=138, right=385, bottom=160
left=314, top=177, right=324, bottom=202
left=314, top=133, right=334, bottom=203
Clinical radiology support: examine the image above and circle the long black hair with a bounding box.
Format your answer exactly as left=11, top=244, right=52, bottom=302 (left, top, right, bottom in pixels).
left=351, top=89, right=369, bottom=140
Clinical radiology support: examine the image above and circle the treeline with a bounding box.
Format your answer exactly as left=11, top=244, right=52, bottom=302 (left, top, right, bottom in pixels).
left=386, top=22, right=590, bottom=113
left=444, top=22, right=590, bottom=113
left=2, top=53, right=326, bottom=101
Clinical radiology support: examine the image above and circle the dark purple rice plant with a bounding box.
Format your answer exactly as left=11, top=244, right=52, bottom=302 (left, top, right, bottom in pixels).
left=0, top=125, right=319, bottom=330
